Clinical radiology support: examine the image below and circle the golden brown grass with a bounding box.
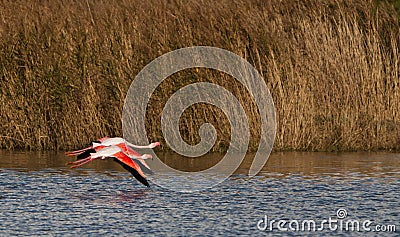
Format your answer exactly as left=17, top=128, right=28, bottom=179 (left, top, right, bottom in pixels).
left=0, top=0, right=399, bottom=151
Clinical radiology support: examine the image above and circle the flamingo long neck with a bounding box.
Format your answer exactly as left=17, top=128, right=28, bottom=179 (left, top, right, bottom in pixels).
left=126, top=141, right=152, bottom=149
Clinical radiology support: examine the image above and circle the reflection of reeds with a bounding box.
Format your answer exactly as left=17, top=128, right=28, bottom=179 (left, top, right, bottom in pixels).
left=0, top=0, right=399, bottom=151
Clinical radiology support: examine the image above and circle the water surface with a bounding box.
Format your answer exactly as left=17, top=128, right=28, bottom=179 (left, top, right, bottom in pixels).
left=0, top=151, right=399, bottom=236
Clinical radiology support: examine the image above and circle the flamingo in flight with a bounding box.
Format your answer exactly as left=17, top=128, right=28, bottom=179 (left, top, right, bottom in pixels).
left=66, top=138, right=160, bottom=187
left=66, top=137, right=160, bottom=158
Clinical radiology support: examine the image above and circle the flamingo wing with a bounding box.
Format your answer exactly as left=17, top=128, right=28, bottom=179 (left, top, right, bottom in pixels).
left=115, top=143, right=141, bottom=157
left=124, top=144, right=141, bottom=156
left=76, top=148, right=96, bottom=160
left=74, top=145, right=107, bottom=160
left=112, top=152, right=149, bottom=187
left=132, top=158, right=154, bottom=175
left=115, top=143, right=153, bottom=174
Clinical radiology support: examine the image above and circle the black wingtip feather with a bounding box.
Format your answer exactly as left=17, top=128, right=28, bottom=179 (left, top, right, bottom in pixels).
left=113, top=158, right=150, bottom=187
left=77, top=149, right=96, bottom=160
left=132, top=159, right=154, bottom=175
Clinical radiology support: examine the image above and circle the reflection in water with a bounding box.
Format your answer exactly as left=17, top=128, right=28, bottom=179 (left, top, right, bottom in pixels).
left=0, top=150, right=399, bottom=236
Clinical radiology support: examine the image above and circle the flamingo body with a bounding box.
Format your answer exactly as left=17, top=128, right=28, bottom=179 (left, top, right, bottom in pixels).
left=66, top=137, right=160, bottom=157
left=66, top=137, right=160, bottom=187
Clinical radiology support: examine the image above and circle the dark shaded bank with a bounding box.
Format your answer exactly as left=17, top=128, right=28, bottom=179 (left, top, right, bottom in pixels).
left=1, top=0, right=399, bottom=151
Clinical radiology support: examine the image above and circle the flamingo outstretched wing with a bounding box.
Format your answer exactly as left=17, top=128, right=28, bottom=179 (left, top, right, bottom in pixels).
left=73, top=145, right=106, bottom=160
left=76, top=148, right=96, bottom=160
left=112, top=152, right=149, bottom=187
left=132, top=158, right=154, bottom=174
left=113, top=159, right=149, bottom=187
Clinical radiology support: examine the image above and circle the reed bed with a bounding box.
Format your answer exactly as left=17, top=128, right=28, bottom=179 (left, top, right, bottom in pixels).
left=0, top=0, right=399, bottom=151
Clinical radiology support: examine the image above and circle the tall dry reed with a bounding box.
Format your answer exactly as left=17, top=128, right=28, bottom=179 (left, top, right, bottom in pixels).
left=0, top=0, right=399, bottom=151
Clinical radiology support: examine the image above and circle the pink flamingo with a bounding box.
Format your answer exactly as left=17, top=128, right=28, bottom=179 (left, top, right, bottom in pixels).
left=66, top=137, right=160, bottom=157
left=68, top=146, right=152, bottom=187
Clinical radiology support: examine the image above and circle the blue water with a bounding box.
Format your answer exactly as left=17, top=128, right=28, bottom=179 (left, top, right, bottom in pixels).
left=0, top=152, right=399, bottom=236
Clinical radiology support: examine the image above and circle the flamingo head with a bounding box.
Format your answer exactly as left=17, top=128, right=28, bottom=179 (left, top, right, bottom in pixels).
left=142, top=154, right=153, bottom=160
left=149, top=142, right=161, bottom=149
